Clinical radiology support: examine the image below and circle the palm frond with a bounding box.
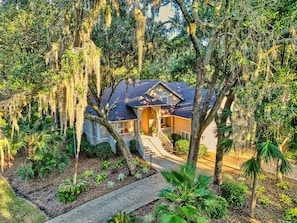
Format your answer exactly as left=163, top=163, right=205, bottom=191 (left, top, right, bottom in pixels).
left=242, top=157, right=262, bottom=178
left=257, top=141, right=282, bottom=163
left=280, top=158, right=292, bottom=175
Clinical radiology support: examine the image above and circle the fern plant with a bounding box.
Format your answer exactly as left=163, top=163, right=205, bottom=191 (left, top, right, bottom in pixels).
left=57, top=178, right=87, bottom=203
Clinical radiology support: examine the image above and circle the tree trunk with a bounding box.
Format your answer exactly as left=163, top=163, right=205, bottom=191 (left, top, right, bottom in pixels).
left=276, top=159, right=283, bottom=182
left=188, top=129, right=203, bottom=166
left=112, top=132, right=136, bottom=176
left=276, top=137, right=290, bottom=182
left=213, top=93, right=234, bottom=185
left=213, top=133, right=224, bottom=185
left=188, top=56, right=205, bottom=166
left=250, top=171, right=258, bottom=218
left=28, top=143, right=33, bottom=157
left=73, top=154, right=79, bottom=185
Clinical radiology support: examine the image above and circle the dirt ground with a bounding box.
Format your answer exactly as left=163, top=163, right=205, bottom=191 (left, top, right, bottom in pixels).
left=1, top=152, right=156, bottom=219
left=2, top=150, right=297, bottom=222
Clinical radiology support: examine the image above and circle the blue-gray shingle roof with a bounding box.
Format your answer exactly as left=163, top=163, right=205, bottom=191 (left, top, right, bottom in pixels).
left=86, top=80, right=215, bottom=121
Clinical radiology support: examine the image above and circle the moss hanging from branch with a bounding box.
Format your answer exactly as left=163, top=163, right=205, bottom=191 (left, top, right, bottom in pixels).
left=134, top=8, right=146, bottom=73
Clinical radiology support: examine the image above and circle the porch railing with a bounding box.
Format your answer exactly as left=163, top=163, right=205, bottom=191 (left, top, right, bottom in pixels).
left=159, top=130, right=173, bottom=152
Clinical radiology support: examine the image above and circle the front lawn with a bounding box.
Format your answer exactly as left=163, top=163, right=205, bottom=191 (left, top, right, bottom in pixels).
left=0, top=174, right=47, bottom=223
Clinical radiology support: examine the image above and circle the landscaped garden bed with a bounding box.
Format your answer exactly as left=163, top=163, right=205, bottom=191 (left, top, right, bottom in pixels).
left=2, top=152, right=156, bottom=220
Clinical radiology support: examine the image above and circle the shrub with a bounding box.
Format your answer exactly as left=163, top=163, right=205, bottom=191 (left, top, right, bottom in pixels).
left=284, top=151, right=297, bottom=161
left=175, top=139, right=189, bottom=155
left=223, top=173, right=234, bottom=181
left=18, top=148, right=69, bottom=180
left=117, top=173, right=126, bottom=181
left=107, top=181, right=115, bottom=189
left=17, top=166, right=34, bottom=181
left=80, top=137, right=97, bottom=158
left=82, top=141, right=113, bottom=159
left=57, top=178, right=87, bottom=203
left=94, top=172, right=108, bottom=185
left=135, top=172, right=143, bottom=180
left=129, top=139, right=137, bottom=153
left=82, top=169, right=94, bottom=179
left=258, top=173, right=267, bottom=181
left=285, top=207, right=297, bottom=221
left=171, top=133, right=181, bottom=144
left=280, top=193, right=292, bottom=205
left=133, top=157, right=141, bottom=167
left=95, top=142, right=113, bottom=160
left=276, top=181, right=291, bottom=191
left=257, top=185, right=265, bottom=195
left=107, top=212, right=139, bottom=223
left=142, top=214, right=155, bottom=223
left=209, top=195, right=228, bottom=219
left=198, top=144, right=208, bottom=158
left=220, top=181, right=248, bottom=207
left=142, top=166, right=149, bottom=174
left=258, top=196, right=271, bottom=205
left=101, top=160, right=110, bottom=169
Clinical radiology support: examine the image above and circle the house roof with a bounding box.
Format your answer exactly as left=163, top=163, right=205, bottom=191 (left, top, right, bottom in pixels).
left=85, top=80, right=215, bottom=121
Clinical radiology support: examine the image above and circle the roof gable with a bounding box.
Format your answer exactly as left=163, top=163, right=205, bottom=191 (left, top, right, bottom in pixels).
left=85, top=80, right=216, bottom=121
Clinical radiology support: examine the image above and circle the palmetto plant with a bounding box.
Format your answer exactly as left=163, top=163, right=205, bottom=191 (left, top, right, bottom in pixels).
left=242, top=140, right=292, bottom=218
left=154, top=164, right=227, bottom=223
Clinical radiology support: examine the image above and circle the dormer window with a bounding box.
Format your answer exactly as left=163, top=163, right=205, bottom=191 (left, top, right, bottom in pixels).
left=161, top=92, right=168, bottom=104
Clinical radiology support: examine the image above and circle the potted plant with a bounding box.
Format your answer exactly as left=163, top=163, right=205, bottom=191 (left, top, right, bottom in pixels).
left=152, top=126, right=157, bottom=137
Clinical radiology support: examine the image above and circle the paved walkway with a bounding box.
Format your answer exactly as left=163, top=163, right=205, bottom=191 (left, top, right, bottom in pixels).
left=45, top=173, right=167, bottom=223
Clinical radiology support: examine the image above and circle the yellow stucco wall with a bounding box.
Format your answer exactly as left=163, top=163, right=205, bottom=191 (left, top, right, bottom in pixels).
left=173, top=117, right=191, bottom=134
left=173, top=116, right=217, bottom=151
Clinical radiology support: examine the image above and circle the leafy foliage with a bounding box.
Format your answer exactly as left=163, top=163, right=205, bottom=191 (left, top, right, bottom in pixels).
left=276, top=181, right=291, bottom=191
left=117, top=173, right=126, bottom=181
left=101, top=160, right=110, bottom=169
left=198, top=144, right=208, bottom=158
left=258, top=196, right=271, bottom=206
left=107, top=181, right=115, bottom=189
left=129, top=139, right=137, bottom=154
left=17, top=148, right=69, bottom=179
left=94, top=172, right=108, bottom=185
left=107, top=212, right=139, bottom=223
left=82, top=170, right=94, bottom=179
left=280, top=193, right=292, bottom=205
left=154, top=164, right=227, bottom=222
left=220, top=181, right=248, bottom=207
left=171, top=133, right=181, bottom=145
left=57, top=178, right=87, bottom=203
left=285, top=207, right=297, bottom=221
left=174, top=139, right=189, bottom=155
left=81, top=141, right=113, bottom=160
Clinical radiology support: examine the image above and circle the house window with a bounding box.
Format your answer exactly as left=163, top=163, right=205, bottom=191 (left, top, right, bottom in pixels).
left=112, top=122, right=124, bottom=132
left=181, top=131, right=190, bottom=141
left=161, top=92, right=168, bottom=104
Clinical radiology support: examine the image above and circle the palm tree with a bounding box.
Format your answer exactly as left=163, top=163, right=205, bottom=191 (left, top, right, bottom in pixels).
left=242, top=140, right=291, bottom=218
left=154, top=164, right=227, bottom=222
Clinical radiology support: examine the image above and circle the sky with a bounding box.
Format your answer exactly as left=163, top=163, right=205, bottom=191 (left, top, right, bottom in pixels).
left=154, top=3, right=175, bottom=22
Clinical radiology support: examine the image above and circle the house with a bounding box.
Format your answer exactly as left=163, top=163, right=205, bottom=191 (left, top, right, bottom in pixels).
left=83, top=80, right=218, bottom=156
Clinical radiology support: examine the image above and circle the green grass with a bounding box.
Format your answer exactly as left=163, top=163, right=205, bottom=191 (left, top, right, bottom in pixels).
left=0, top=174, right=47, bottom=223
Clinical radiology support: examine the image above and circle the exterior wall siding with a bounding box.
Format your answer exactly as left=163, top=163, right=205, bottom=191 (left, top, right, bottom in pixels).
left=173, top=116, right=217, bottom=152
left=148, top=84, right=180, bottom=105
